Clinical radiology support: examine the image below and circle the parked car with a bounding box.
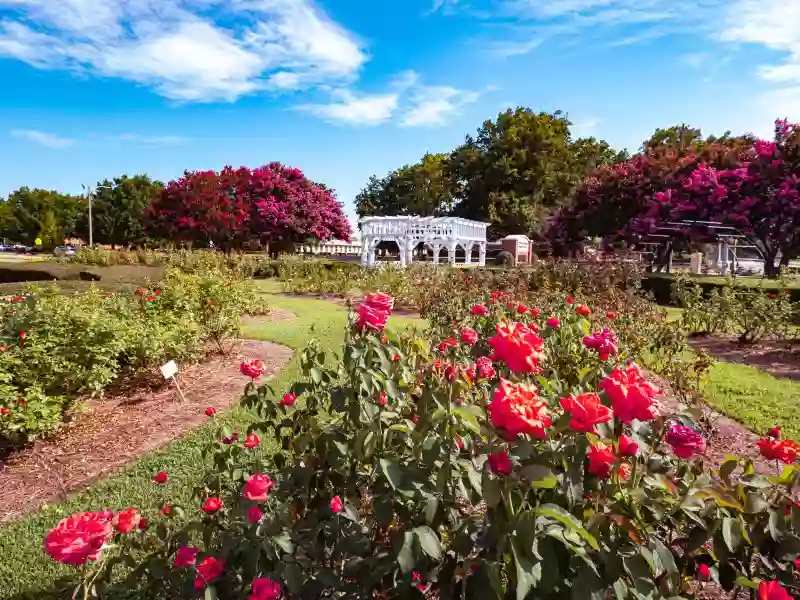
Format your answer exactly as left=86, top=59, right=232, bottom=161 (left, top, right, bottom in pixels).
left=53, top=245, right=76, bottom=257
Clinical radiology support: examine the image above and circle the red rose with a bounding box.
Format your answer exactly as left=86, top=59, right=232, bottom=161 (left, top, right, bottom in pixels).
left=583, top=328, right=619, bottom=360
left=455, top=437, right=464, bottom=449
left=768, top=293, right=777, bottom=298
left=249, top=577, right=281, bottom=600
left=247, top=505, right=263, bottom=523
left=330, top=496, right=344, bottom=514
left=476, top=356, right=496, bottom=380
left=471, top=304, right=489, bottom=316
left=488, top=322, right=544, bottom=374
left=606, top=312, right=617, bottom=320
left=194, top=556, right=225, bottom=590
left=243, top=473, right=274, bottom=502
left=201, top=497, right=224, bottom=514
left=559, top=392, right=612, bottom=433
left=618, top=434, right=639, bottom=457
left=135, top=288, right=144, bottom=296
left=0, top=407, right=10, bottom=416
left=138, top=518, right=148, bottom=530
left=152, top=471, right=168, bottom=484
left=161, top=504, right=172, bottom=516
left=758, top=581, right=793, bottom=600
left=356, top=293, right=394, bottom=332
left=488, top=379, right=551, bottom=439
left=444, top=364, right=458, bottom=381
left=240, top=359, right=265, bottom=379
left=575, top=304, right=591, bottom=317
left=587, top=443, right=615, bottom=478
left=767, top=426, right=782, bottom=439
left=488, top=451, right=513, bottom=475
left=378, top=391, right=388, bottom=407
left=380, top=335, right=388, bottom=344
left=281, top=392, right=297, bottom=406
left=204, top=407, right=217, bottom=417
left=412, top=571, right=425, bottom=591
left=517, top=304, right=528, bottom=314
left=758, top=438, right=800, bottom=464
left=411, top=413, right=419, bottom=424
left=18, top=331, right=25, bottom=341
left=666, top=423, right=706, bottom=459
left=566, top=296, right=574, bottom=304
left=244, top=433, right=261, bottom=449
left=600, top=364, right=660, bottom=424
left=529, top=307, right=541, bottom=317
left=459, top=327, right=479, bottom=345
left=546, top=317, right=560, bottom=329
left=438, top=337, right=459, bottom=352
left=174, top=545, right=200, bottom=568
left=697, top=564, right=711, bottom=580
left=114, top=508, right=139, bottom=533
left=44, top=511, right=114, bottom=565
left=364, top=292, right=394, bottom=313
left=617, top=462, right=632, bottom=481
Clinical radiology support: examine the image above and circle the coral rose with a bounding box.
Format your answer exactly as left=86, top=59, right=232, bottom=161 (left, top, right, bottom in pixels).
left=758, top=438, right=800, bottom=464
left=240, top=359, right=265, bottom=379
left=201, top=497, right=224, bottom=514
left=559, top=393, right=612, bottom=433
left=364, top=292, right=394, bottom=313
left=488, top=451, right=513, bottom=475
left=459, top=327, right=479, bottom=345
left=575, top=304, right=591, bottom=317
left=174, top=545, right=200, bottom=568
left=666, top=423, right=706, bottom=459
left=244, top=433, right=261, bottom=449
left=243, top=473, right=274, bottom=502
left=114, top=508, right=139, bottom=534
left=488, top=379, right=551, bottom=439
left=249, top=577, right=281, bottom=600
left=600, top=363, right=660, bottom=424
left=488, top=322, right=545, bottom=374
left=44, top=511, right=114, bottom=565
left=204, top=407, right=217, bottom=417
left=152, top=471, right=167, bottom=484
left=587, top=443, right=615, bottom=479
left=194, top=556, right=225, bottom=590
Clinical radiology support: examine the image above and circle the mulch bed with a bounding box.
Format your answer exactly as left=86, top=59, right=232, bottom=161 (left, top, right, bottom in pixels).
left=241, top=307, right=296, bottom=326
left=688, top=334, right=800, bottom=382
left=0, top=339, right=293, bottom=523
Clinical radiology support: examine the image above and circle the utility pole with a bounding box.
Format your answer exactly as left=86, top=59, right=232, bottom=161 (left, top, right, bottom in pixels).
left=82, top=184, right=93, bottom=247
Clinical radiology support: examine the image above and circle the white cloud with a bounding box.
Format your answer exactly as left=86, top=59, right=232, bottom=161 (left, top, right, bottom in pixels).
left=402, top=85, right=479, bottom=127
left=0, top=0, right=367, bottom=102
left=297, top=89, right=399, bottom=125
left=117, top=133, right=188, bottom=145
left=11, top=129, right=75, bottom=148
left=488, top=38, right=542, bottom=58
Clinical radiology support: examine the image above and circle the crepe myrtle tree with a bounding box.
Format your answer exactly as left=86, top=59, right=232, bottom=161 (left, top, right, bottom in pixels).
left=144, top=163, right=351, bottom=252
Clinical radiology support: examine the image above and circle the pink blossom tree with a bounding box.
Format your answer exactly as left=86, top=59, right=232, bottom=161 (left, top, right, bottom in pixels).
left=144, top=163, right=351, bottom=251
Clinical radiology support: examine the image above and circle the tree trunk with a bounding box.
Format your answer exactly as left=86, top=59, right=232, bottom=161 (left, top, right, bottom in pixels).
left=763, top=253, right=781, bottom=278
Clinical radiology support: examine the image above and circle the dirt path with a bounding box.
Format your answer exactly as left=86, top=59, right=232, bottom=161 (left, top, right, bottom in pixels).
left=688, top=335, right=800, bottom=382
left=0, top=339, right=293, bottom=523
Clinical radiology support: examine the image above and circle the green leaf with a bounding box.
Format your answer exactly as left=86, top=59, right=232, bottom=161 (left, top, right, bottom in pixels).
left=519, top=464, right=558, bottom=489
left=414, top=525, right=442, bottom=560
left=424, top=495, right=439, bottom=525
left=483, top=470, right=502, bottom=508
left=397, top=531, right=415, bottom=573
left=652, top=538, right=678, bottom=576
left=536, top=504, right=599, bottom=550
left=722, top=517, right=742, bottom=552
left=310, top=367, right=322, bottom=384
left=380, top=458, right=403, bottom=490
left=744, top=492, right=771, bottom=514
left=204, top=586, right=218, bottom=600
left=571, top=562, right=606, bottom=600
left=719, top=458, right=738, bottom=486
left=511, top=540, right=540, bottom=600
left=272, top=532, right=294, bottom=554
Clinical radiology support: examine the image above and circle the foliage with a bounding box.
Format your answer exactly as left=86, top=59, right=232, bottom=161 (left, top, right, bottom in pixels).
left=144, top=163, right=351, bottom=251
left=76, top=175, right=164, bottom=247
left=46, top=289, right=800, bottom=600
left=494, top=250, right=515, bottom=267
left=355, top=153, right=455, bottom=218
left=0, top=271, right=258, bottom=444
left=0, top=187, right=85, bottom=246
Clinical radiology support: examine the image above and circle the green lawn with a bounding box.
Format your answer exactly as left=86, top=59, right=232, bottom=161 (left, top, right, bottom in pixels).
left=0, top=290, right=424, bottom=600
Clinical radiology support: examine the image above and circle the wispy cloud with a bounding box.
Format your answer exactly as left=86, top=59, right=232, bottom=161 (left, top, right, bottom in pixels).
left=0, top=0, right=367, bottom=102
left=297, top=90, right=399, bottom=126
left=11, top=129, right=75, bottom=148
left=402, top=86, right=480, bottom=127
left=117, top=133, right=188, bottom=145
left=488, top=38, right=542, bottom=58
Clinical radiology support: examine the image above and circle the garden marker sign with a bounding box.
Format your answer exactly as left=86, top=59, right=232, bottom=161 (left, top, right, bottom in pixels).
left=160, top=360, right=186, bottom=403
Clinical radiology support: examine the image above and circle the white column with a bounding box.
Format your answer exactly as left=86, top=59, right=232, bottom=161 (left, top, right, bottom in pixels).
left=406, top=238, right=415, bottom=265
left=398, top=238, right=407, bottom=267
left=464, top=242, right=474, bottom=265
left=361, top=237, right=371, bottom=266
left=478, top=242, right=486, bottom=266
left=447, top=240, right=458, bottom=265
left=432, top=243, right=442, bottom=265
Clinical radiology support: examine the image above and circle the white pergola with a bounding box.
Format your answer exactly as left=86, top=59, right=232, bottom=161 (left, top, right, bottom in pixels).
left=359, top=216, right=489, bottom=267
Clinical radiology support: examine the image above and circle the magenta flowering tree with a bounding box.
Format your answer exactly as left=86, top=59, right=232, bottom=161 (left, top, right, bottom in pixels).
left=144, top=163, right=351, bottom=251
left=641, top=119, right=800, bottom=277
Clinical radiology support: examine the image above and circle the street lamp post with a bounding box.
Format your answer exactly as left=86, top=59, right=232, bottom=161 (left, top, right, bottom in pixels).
left=83, top=184, right=113, bottom=248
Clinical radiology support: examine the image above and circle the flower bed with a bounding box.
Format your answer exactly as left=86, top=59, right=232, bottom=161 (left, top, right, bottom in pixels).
left=42, top=288, right=800, bottom=599
left=0, top=270, right=261, bottom=445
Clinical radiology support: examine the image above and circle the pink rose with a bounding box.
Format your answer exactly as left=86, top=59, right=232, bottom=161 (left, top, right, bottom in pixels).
left=242, top=473, right=274, bottom=503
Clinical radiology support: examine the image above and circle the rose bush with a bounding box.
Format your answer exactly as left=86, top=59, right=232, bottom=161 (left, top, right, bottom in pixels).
left=45, top=288, right=800, bottom=599
left=0, top=270, right=260, bottom=444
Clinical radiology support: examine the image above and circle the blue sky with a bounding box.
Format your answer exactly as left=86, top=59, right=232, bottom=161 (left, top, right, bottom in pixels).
left=0, top=0, right=797, bottom=227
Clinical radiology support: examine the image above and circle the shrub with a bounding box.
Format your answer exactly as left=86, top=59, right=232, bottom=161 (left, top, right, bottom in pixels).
left=0, top=271, right=256, bottom=444
left=495, top=250, right=514, bottom=266
left=45, top=289, right=800, bottom=600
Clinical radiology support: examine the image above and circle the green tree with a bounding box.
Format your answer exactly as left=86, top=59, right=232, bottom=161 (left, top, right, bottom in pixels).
left=571, top=137, right=629, bottom=174
left=355, top=153, right=453, bottom=218
left=77, top=174, right=164, bottom=247
left=0, top=188, right=85, bottom=245
left=449, top=109, right=583, bottom=237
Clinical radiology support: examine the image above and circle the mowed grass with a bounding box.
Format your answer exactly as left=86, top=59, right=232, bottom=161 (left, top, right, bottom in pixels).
left=0, top=289, right=424, bottom=600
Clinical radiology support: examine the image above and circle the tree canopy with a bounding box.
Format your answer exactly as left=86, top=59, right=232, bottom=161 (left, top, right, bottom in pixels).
left=0, top=188, right=85, bottom=246
left=144, top=163, right=351, bottom=251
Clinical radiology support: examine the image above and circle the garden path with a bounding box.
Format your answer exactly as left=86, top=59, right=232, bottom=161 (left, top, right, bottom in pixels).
left=0, top=339, right=293, bottom=523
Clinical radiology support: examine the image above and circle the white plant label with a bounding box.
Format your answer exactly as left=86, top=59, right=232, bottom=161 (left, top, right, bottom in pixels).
left=160, top=360, right=178, bottom=380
